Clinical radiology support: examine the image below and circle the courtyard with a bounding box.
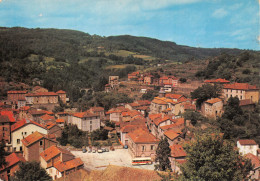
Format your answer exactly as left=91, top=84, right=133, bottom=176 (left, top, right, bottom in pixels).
left=71, top=148, right=155, bottom=171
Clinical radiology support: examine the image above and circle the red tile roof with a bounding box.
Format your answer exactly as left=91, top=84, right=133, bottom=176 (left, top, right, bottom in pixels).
left=136, top=100, right=151, bottom=106
left=120, top=125, right=146, bottom=133
left=73, top=111, right=99, bottom=118
left=128, top=128, right=159, bottom=143
left=19, top=106, right=31, bottom=111
left=26, top=92, right=58, bottom=97
left=46, top=122, right=57, bottom=129
left=0, top=153, right=25, bottom=171
left=205, top=98, right=222, bottom=104
left=21, top=131, right=45, bottom=147
left=40, top=145, right=74, bottom=162
left=170, top=144, right=187, bottom=158
left=149, top=113, right=162, bottom=121
left=0, top=111, right=16, bottom=122
left=160, top=124, right=176, bottom=130
left=173, top=118, right=185, bottom=127
left=56, top=90, right=66, bottom=94
left=238, top=139, right=257, bottom=145
left=56, top=119, right=65, bottom=123
left=204, top=78, right=230, bottom=83
left=224, top=83, right=258, bottom=90
left=7, top=91, right=27, bottom=94
left=165, top=94, right=183, bottom=99
left=11, top=119, right=46, bottom=132
left=164, top=130, right=181, bottom=140
left=41, top=114, right=55, bottom=121
left=154, top=116, right=172, bottom=126
left=244, top=153, right=260, bottom=169
left=54, top=158, right=84, bottom=172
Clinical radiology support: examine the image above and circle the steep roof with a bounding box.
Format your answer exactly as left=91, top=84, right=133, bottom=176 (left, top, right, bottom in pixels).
left=238, top=139, right=257, bottom=145
left=56, top=118, right=65, bottom=123
left=244, top=153, right=260, bottom=169
left=56, top=90, right=66, bottom=94
left=11, top=119, right=46, bottom=132
left=164, top=130, right=181, bottom=140
left=41, top=114, right=55, bottom=121
left=128, top=128, right=159, bottom=144
left=21, top=131, right=45, bottom=147
left=0, top=111, right=16, bottom=122
left=152, top=97, right=168, bottom=105
left=0, top=153, right=25, bottom=171
left=154, top=115, right=172, bottom=126
left=205, top=98, right=222, bottom=104
left=165, top=94, right=184, bottom=100
left=224, top=83, right=258, bottom=90
left=170, top=144, right=187, bottom=158
left=40, top=145, right=74, bottom=162
left=53, top=158, right=83, bottom=172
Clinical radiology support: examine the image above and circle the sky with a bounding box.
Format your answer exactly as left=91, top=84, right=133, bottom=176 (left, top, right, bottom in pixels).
left=0, top=0, right=259, bottom=50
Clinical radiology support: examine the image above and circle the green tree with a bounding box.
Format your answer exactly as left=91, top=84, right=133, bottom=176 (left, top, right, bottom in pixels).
left=183, top=111, right=202, bottom=126
left=0, top=140, right=7, bottom=169
left=12, top=161, right=52, bottom=181
left=141, top=90, right=158, bottom=101
left=155, top=137, right=172, bottom=171
left=191, top=84, right=222, bottom=109
left=179, top=132, right=252, bottom=181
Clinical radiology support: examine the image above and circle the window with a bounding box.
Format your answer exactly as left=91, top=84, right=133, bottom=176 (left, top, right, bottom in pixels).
left=3, top=133, right=5, bottom=137
left=90, top=125, right=92, bottom=131
left=24, top=132, right=27, bottom=135
left=17, top=139, right=20, bottom=144
left=20, top=146, right=22, bottom=151
left=22, top=132, right=23, bottom=135
left=226, top=94, right=228, bottom=98
left=90, top=121, right=92, bottom=124
left=14, top=147, right=16, bottom=152
left=142, top=146, right=145, bottom=151
left=151, top=145, right=154, bottom=150
left=40, top=140, right=43, bottom=146
left=240, top=96, right=242, bottom=100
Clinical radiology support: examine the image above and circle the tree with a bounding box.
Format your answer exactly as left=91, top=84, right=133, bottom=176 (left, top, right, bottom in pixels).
left=12, top=161, right=52, bottom=181
left=183, top=111, right=202, bottom=126
left=155, top=137, right=172, bottom=171
left=191, top=84, right=222, bottom=109
left=141, top=90, right=158, bottom=101
left=179, top=132, right=252, bottom=181
left=0, top=140, right=7, bottom=169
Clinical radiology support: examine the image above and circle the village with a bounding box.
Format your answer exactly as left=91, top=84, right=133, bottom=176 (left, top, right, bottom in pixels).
left=0, top=70, right=259, bottom=180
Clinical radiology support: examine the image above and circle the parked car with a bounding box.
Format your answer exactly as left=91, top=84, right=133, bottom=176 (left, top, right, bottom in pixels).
left=101, top=148, right=106, bottom=152
left=124, top=145, right=128, bottom=149
left=92, top=149, right=96, bottom=153
left=105, top=148, right=109, bottom=152
left=98, top=149, right=103, bottom=153
left=88, top=149, right=92, bottom=153
left=82, top=148, right=87, bottom=153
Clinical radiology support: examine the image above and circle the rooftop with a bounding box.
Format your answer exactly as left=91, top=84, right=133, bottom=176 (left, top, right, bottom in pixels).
left=204, top=78, right=230, bottom=83
left=164, top=130, right=181, bottom=140
left=0, top=153, right=25, bottom=171
left=40, top=145, right=74, bottom=162
left=224, top=83, right=258, bottom=90
left=128, top=128, right=159, bottom=144
left=54, top=158, right=83, bottom=172
left=170, top=144, right=187, bottom=158
left=238, top=139, right=257, bottom=145
left=21, top=131, right=45, bottom=147
left=205, top=98, right=222, bottom=104
left=11, top=119, right=46, bottom=132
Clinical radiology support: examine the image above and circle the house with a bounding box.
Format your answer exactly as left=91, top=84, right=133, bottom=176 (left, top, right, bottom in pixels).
left=55, top=112, right=69, bottom=123
left=150, top=97, right=169, bottom=113
left=40, top=114, right=56, bottom=125
left=22, top=131, right=57, bottom=162
left=239, top=99, right=255, bottom=111
left=89, top=107, right=105, bottom=120
left=40, top=145, right=75, bottom=169
left=127, top=128, right=159, bottom=161
left=165, top=94, right=185, bottom=102
left=56, top=90, right=67, bottom=104
left=120, top=125, right=146, bottom=146
left=0, top=153, right=25, bottom=181
left=245, top=153, right=260, bottom=180
left=169, top=144, right=186, bottom=174
left=144, top=75, right=154, bottom=85
left=109, top=76, right=119, bottom=89
left=45, top=122, right=62, bottom=138
left=7, top=91, right=27, bottom=102
left=56, top=118, right=65, bottom=128
left=159, top=76, right=178, bottom=87
left=0, top=111, right=16, bottom=148
left=11, top=119, right=48, bottom=152
left=25, top=92, right=59, bottom=110
left=128, top=72, right=140, bottom=81
left=164, top=130, right=183, bottom=145
left=223, top=83, right=259, bottom=103
left=68, top=111, right=100, bottom=132
left=106, top=107, right=130, bottom=122
left=201, top=98, right=223, bottom=119
left=237, top=139, right=259, bottom=156
left=48, top=158, right=84, bottom=180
